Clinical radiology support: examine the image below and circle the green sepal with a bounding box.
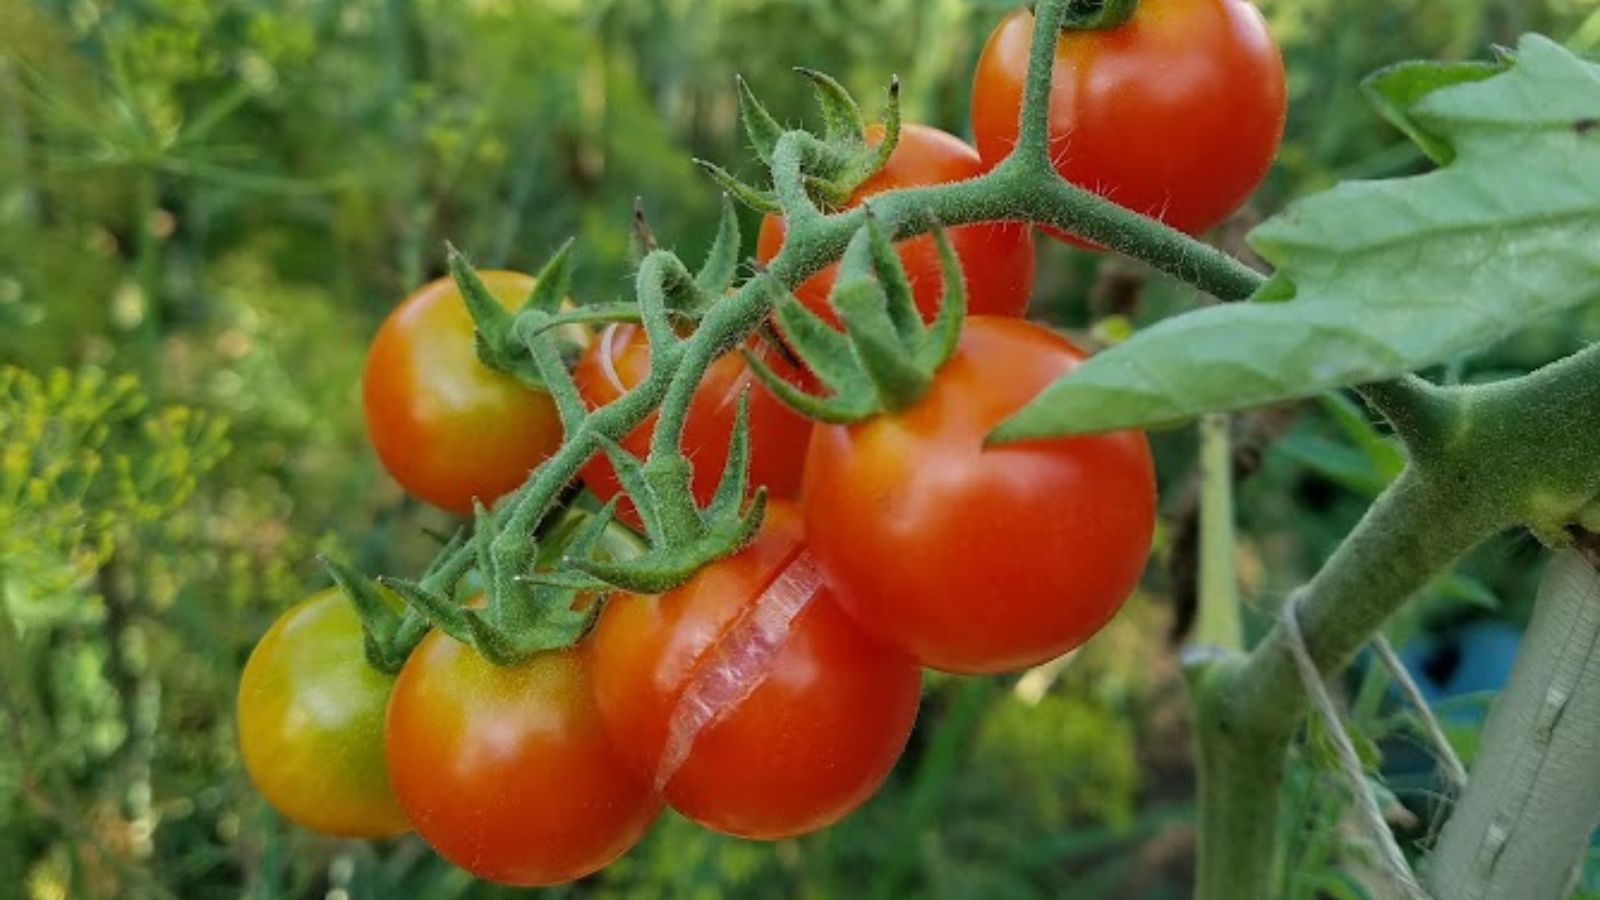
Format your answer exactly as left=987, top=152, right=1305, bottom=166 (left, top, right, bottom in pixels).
left=833, top=281, right=931, bottom=410
left=731, top=72, right=900, bottom=211
left=379, top=574, right=470, bottom=643
left=321, top=555, right=406, bottom=673
left=521, top=499, right=637, bottom=595
left=795, top=67, right=867, bottom=147
left=763, top=279, right=873, bottom=397
left=1060, top=0, right=1139, bottom=30
left=818, top=76, right=901, bottom=205
left=594, top=436, right=665, bottom=543
left=695, top=158, right=781, bottom=214
left=706, top=393, right=753, bottom=521
left=914, top=226, right=967, bottom=372
left=695, top=196, right=743, bottom=299
left=519, top=238, right=576, bottom=317
left=569, top=396, right=769, bottom=595
left=743, top=346, right=873, bottom=424
left=852, top=206, right=921, bottom=344
left=463, top=505, right=646, bottom=665
left=449, top=246, right=528, bottom=382
left=737, top=74, right=785, bottom=167
left=451, top=240, right=581, bottom=391
left=571, top=490, right=766, bottom=595
left=754, top=220, right=965, bottom=424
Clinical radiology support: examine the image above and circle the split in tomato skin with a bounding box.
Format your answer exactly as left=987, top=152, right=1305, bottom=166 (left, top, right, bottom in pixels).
left=801, top=316, right=1157, bottom=675
left=236, top=589, right=410, bottom=839
left=970, top=1, right=1286, bottom=243
left=573, top=323, right=814, bottom=528
left=589, top=502, right=922, bottom=840
left=362, top=271, right=564, bottom=515
left=756, top=123, right=1036, bottom=325
left=384, top=634, right=660, bottom=886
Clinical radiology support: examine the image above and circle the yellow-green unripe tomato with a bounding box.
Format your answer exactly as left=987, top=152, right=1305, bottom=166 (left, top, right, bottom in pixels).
left=237, top=589, right=409, bottom=838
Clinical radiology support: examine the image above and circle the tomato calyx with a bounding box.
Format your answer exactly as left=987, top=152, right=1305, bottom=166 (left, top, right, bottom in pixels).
left=322, top=545, right=467, bottom=674
left=1044, top=0, right=1140, bottom=31
left=449, top=242, right=586, bottom=392
left=700, top=70, right=903, bottom=215
left=746, top=211, right=965, bottom=423
left=384, top=507, right=631, bottom=665
left=558, top=396, right=769, bottom=595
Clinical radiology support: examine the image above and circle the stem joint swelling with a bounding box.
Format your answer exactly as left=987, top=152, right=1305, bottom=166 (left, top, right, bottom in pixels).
left=1192, top=342, right=1600, bottom=899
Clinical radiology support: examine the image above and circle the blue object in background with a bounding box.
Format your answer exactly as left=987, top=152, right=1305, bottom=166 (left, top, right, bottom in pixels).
left=1395, top=621, right=1523, bottom=718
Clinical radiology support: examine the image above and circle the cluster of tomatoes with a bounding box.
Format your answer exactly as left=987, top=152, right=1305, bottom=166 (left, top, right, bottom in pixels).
left=237, top=0, right=1283, bottom=887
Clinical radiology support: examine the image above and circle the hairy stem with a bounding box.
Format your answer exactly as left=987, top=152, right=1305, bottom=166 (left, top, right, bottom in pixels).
left=1190, top=342, right=1600, bottom=900
left=1427, top=549, right=1600, bottom=900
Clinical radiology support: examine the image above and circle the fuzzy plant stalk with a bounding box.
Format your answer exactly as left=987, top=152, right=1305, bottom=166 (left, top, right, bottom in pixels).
left=1187, top=351, right=1600, bottom=899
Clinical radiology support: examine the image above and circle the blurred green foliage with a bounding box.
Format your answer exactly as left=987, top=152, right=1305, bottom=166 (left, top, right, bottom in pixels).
left=2, top=0, right=1597, bottom=896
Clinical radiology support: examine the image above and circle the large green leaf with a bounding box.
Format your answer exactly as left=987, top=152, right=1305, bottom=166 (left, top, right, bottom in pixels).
left=994, top=35, right=1600, bottom=441
left=1361, top=59, right=1505, bottom=164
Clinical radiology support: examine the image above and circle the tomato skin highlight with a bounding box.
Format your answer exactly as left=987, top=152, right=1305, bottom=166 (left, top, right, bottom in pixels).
left=970, top=2, right=1285, bottom=242
left=384, top=635, right=660, bottom=886
left=236, top=589, right=409, bottom=839
left=756, top=123, right=1035, bottom=325
left=802, top=317, right=1156, bottom=675
left=572, top=323, right=814, bottom=528
left=362, top=271, right=564, bottom=515
left=590, top=503, right=921, bottom=840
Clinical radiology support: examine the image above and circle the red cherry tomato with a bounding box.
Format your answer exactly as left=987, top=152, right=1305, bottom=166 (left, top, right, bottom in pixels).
left=363, top=271, right=563, bottom=515
left=756, top=123, right=1035, bottom=325
left=573, top=323, right=813, bottom=528
left=385, top=635, right=659, bottom=886
left=237, top=589, right=409, bottom=838
left=802, top=316, right=1156, bottom=675
left=590, top=502, right=921, bottom=840
left=970, top=2, right=1285, bottom=242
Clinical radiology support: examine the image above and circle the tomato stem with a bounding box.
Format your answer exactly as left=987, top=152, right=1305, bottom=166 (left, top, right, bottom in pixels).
left=1190, top=340, right=1600, bottom=898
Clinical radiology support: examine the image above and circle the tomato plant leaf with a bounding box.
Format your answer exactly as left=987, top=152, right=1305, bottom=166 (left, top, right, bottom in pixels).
left=994, top=35, right=1600, bottom=441
left=1362, top=60, right=1505, bottom=164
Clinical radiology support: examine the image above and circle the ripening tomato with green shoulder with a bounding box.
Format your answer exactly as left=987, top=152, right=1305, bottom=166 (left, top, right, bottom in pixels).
left=970, top=0, right=1285, bottom=242
left=756, top=123, right=1035, bottom=324
left=236, top=589, right=409, bottom=839
left=801, top=316, right=1156, bottom=675
left=384, top=632, right=660, bottom=886
left=363, top=271, right=565, bottom=515
left=572, top=323, right=814, bottom=529
left=589, top=502, right=921, bottom=840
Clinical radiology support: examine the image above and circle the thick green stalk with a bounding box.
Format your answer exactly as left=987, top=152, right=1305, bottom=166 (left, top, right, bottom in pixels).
left=1191, top=342, right=1600, bottom=899
left=1427, top=549, right=1600, bottom=900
